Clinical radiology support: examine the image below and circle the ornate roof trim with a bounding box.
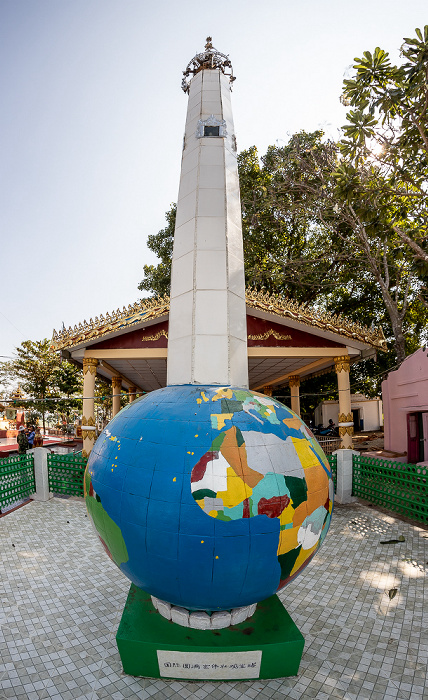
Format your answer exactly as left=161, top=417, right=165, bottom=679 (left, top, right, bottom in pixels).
left=51, top=296, right=170, bottom=351
left=246, top=289, right=387, bottom=351
left=52, top=290, right=386, bottom=353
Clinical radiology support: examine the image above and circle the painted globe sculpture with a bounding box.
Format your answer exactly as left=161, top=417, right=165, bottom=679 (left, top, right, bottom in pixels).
left=85, top=385, right=333, bottom=612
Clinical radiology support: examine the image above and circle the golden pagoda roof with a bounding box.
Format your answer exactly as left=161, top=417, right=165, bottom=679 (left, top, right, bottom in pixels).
left=245, top=289, right=387, bottom=351
left=52, top=290, right=386, bottom=353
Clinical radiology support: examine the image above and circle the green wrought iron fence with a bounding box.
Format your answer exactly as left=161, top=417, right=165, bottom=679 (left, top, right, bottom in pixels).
left=47, top=451, right=88, bottom=497
left=0, top=453, right=35, bottom=511
left=352, top=454, right=428, bottom=525
left=327, top=453, right=337, bottom=491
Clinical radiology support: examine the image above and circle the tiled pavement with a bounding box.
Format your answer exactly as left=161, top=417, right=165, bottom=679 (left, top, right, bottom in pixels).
left=0, top=498, right=427, bottom=700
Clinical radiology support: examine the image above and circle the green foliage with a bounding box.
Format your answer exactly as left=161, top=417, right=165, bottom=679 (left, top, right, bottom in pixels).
left=138, top=205, right=176, bottom=297
left=0, top=340, right=84, bottom=431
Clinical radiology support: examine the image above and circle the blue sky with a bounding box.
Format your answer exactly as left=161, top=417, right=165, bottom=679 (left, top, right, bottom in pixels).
left=1, top=0, right=427, bottom=365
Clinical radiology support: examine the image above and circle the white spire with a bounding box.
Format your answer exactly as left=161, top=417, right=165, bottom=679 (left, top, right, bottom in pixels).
left=167, top=41, right=248, bottom=388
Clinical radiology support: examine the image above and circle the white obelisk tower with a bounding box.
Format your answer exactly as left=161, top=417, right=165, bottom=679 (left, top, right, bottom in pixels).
left=167, top=38, right=248, bottom=388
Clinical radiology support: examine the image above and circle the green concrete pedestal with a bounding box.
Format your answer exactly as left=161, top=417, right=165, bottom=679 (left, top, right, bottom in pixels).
left=116, top=584, right=304, bottom=680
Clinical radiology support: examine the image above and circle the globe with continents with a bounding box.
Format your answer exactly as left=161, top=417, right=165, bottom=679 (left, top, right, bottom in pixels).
left=85, top=385, right=333, bottom=612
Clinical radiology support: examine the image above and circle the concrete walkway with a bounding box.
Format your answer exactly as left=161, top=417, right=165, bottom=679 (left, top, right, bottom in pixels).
left=0, top=498, right=426, bottom=700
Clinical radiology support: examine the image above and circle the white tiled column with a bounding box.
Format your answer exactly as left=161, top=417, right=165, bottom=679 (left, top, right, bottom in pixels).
left=167, top=69, right=248, bottom=388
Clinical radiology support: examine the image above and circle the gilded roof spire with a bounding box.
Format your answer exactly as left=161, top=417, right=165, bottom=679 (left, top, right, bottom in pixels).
left=181, top=37, right=235, bottom=93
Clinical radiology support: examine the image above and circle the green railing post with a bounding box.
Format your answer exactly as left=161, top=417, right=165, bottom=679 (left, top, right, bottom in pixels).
left=47, top=451, right=88, bottom=497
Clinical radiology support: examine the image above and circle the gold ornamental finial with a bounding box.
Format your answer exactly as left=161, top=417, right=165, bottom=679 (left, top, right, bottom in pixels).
left=182, top=38, right=235, bottom=93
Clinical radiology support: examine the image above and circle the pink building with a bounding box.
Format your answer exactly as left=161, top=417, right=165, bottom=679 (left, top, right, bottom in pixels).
left=382, top=348, right=428, bottom=464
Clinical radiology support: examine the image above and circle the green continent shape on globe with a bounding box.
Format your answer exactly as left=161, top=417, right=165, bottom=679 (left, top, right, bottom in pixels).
left=84, top=471, right=129, bottom=567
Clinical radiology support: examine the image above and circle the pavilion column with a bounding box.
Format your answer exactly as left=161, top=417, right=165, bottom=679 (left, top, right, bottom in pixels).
left=112, top=377, right=122, bottom=417
left=128, top=386, right=137, bottom=403
left=288, top=376, right=301, bottom=417
left=262, top=385, right=273, bottom=397
left=82, top=357, right=98, bottom=459
left=335, top=355, right=353, bottom=449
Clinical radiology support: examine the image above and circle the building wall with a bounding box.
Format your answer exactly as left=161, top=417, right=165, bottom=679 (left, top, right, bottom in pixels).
left=315, top=395, right=382, bottom=431
left=382, top=348, right=428, bottom=460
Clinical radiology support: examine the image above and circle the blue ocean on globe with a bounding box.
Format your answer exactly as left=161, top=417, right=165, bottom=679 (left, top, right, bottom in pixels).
left=85, top=385, right=333, bottom=611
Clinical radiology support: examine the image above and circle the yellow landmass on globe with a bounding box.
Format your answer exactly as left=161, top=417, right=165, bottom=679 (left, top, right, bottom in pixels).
left=211, top=388, right=234, bottom=401
left=277, top=525, right=299, bottom=556
left=216, top=467, right=252, bottom=507
left=290, top=541, right=319, bottom=576
left=291, top=437, right=320, bottom=469
left=283, top=418, right=304, bottom=431
left=211, top=413, right=233, bottom=429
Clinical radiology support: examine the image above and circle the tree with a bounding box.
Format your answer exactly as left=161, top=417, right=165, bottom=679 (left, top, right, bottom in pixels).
left=339, top=27, right=428, bottom=283
left=54, top=362, right=83, bottom=431
left=0, top=339, right=61, bottom=432
left=138, top=205, right=176, bottom=297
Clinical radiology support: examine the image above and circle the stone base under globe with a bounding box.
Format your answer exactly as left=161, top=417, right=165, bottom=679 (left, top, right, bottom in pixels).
left=151, top=595, right=257, bottom=629
left=117, top=585, right=305, bottom=680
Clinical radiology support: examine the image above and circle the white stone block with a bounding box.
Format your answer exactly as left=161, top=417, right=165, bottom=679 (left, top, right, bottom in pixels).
left=248, top=603, right=257, bottom=617
left=226, top=219, right=244, bottom=260
left=201, top=100, right=222, bottom=116
left=187, top=101, right=202, bottom=122
left=188, top=93, right=202, bottom=112
left=198, top=146, right=224, bottom=167
left=170, top=250, right=194, bottom=297
left=190, top=71, right=202, bottom=88
left=151, top=596, right=160, bottom=611
left=177, top=166, right=198, bottom=201
left=198, top=188, right=225, bottom=218
left=169, top=292, right=193, bottom=339
left=227, top=253, right=246, bottom=296
left=198, top=164, right=225, bottom=190
left=203, top=69, right=220, bottom=83
left=229, top=336, right=249, bottom=389
left=335, top=449, right=359, bottom=504
left=185, top=116, right=202, bottom=139
left=157, top=599, right=172, bottom=620
left=171, top=606, right=190, bottom=627
left=31, top=448, right=52, bottom=501
left=189, top=611, right=211, bottom=630
left=231, top=605, right=251, bottom=625
left=195, top=290, right=228, bottom=335
left=196, top=250, right=227, bottom=290
left=167, top=336, right=192, bottom=385
left=193, top=335, right=229, bottom=385
left=224, top=148, right=239, bottom=174
left=173, top=218, right=196, bottom=259
left=210, top=611, right=231, bottom=629
left=181, top=145, right=200, bottom=175
left=196, top=216, right=226, bottom=251
left=226, top=194, right=242, bottom=228
left=175, top=190, right=197, bottom=228
left=201, top=88, right=222, bottom=103
left=225, top=170, right=240, bottom=200
left=228, top=292, right=247, bottom=340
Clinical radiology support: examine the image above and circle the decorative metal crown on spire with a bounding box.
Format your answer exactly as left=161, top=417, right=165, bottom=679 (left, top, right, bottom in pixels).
left=181, top=37, right=235, bottom=93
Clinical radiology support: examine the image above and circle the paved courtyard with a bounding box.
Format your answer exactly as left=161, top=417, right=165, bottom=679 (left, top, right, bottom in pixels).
left=0, top=497, right=427, bottom=700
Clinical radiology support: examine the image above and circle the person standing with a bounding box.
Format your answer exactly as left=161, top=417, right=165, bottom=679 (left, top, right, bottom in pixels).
left=33, top=427, right=43, bottom=447
left=17, top=426, right=29, bottom=454
left=27, top=426, right=35, bottom=449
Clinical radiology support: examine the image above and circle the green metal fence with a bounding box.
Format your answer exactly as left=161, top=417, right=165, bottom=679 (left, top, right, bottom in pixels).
left=0, top=453, right=35, bottom=511
left=47, top=452, right=87, bottom=497
left=327, top=453, right=337, bottom=491
left=352, top=454, right=428, bottom=525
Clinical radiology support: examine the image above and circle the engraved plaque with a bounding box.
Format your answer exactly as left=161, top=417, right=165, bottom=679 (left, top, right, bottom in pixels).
left=157, top=650, right=262, bottom=679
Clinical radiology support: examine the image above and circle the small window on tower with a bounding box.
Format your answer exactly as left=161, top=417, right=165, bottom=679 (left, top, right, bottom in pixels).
left=204, top=125, right=220, bottom=137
